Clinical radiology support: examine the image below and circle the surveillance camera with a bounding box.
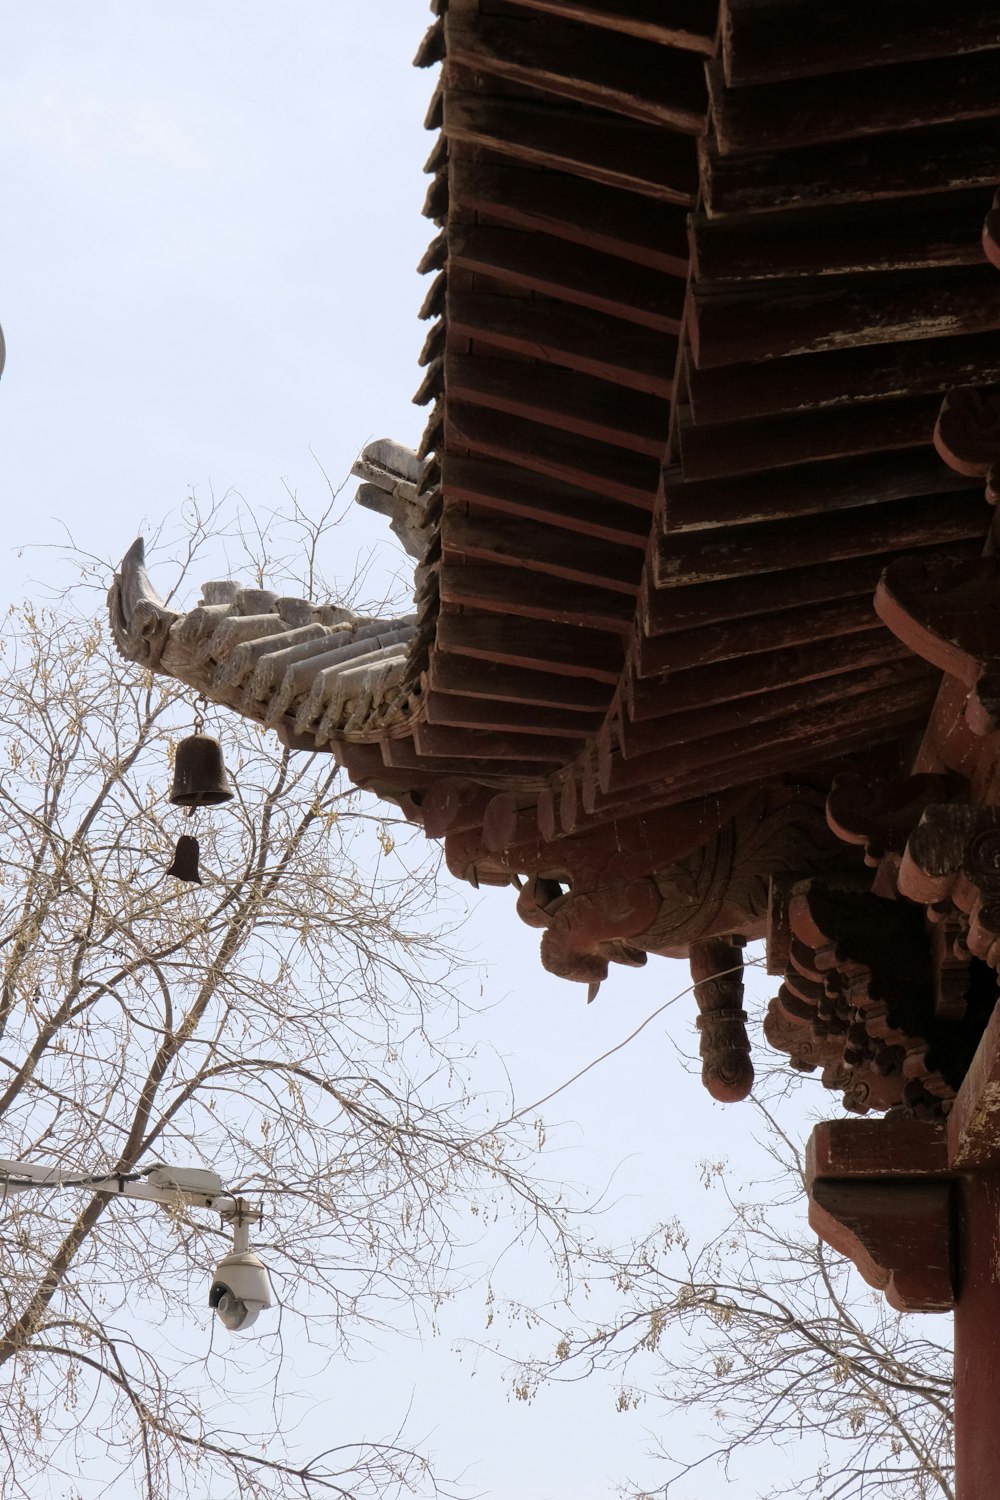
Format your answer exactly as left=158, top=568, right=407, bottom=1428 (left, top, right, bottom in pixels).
left=209, top=1248, right=273, bottom=1332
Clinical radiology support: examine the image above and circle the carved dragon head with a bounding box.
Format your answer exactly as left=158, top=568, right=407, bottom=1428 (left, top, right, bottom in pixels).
left=107, top=537, right=179, bottom=670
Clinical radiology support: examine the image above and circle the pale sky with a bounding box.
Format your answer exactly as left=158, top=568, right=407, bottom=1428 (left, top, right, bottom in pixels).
left=0, top=7, right=851, bottom=1497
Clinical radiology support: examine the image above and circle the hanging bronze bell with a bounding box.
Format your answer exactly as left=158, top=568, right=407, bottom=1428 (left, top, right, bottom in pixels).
left=168, top=733, right=234, bottom=809
left=166, top=834, right=202, bottom=883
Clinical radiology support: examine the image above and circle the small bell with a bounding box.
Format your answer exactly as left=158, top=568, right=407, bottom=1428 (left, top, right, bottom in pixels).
left=166, top=834, right=202, bottom=883
left=168, top=733, right=234, bottom=809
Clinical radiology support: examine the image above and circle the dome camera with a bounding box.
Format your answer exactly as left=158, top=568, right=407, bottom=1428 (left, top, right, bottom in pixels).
left=209, top=1245, right=273, bottom=1332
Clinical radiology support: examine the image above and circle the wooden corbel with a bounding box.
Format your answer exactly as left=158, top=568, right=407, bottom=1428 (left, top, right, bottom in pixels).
left=806, top=1118, right=955, bottom=1313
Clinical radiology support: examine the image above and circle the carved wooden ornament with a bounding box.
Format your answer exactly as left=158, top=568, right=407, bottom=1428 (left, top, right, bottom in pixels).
left=875, top=554, right=1000, bottom=736
left=933, top=385, right=1000, bottom=501
left=900, top=804, right=1000, bottom=969
left=689, top=937, right=753, bottom=1102
left=825, top=769, right=965, bottom=868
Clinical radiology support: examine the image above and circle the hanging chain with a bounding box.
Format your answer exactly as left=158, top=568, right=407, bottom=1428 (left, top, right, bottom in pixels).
left=193, top=694, right=209, bottom=736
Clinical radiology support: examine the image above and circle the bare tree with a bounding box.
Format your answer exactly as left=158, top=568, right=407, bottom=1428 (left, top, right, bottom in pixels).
left=505, top=1092, right=954, bottom=1500
left=0, top=507, right=571, bottom=1499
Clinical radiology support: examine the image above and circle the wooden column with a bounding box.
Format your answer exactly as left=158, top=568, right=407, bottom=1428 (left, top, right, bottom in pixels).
left=808, top=988, right=1000, bottom=1498
left=954, top=1173, right=1000, bottom=1500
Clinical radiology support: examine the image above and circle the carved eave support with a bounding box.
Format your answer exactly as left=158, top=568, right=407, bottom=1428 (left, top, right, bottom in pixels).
left=825, top=769, right=966, bottom=876
left=763, top=876, right=970, bottom=1117
left=806, top=1119, right=954, bottom=1313
left=901, top=805, right=1000, bottom=970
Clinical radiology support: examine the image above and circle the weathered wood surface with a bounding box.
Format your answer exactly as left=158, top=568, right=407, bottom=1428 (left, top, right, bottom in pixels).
left=442, top=454, right=650, bottom=545
left=438, top=561, right=636, bottom=632
left=445, top=13, right=708, bottom=131
left=686, top=331, right=1000, bottom=425
left=502, top=0, right=717, bottom=54
left=806, top=1118, right=949, bottom=1180
left=434, top=612, right=624, bottom=682
left=625, top=626, right=909, bottom=719
left=722, top=0, right=1000, bottom=87
left=443, top=93, right=698, bottom=203
left=447, top=290, right=675, bottom=396
left=656, top=492, right=988, bottom=588
left=661, top=450, right=980, bottom=533
left=441, top=506, right=641, bottom=593
left=449, top=404, right=660, bottom=508
left=428, top=651, right=611, bottom=712
left=450, top=158, right=689, bottom=273
left=709, top=50, right=1000, bottom=154
left=808, top=1179, right=955, bottom=1311
left=443, top=352, right=669, bottom=456
left=690, top=266, right=1000, bottom=368
left=448, top=223, right=685, bottom=331
left=675, top=396, right=942, bottom=481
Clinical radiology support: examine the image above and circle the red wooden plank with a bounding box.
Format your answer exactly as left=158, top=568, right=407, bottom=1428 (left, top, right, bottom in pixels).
left=616, top=655, right=923, bottom=762
left=806, top=1118, right=949, bottom=1181
left=443, top=92, right=698, bottom=204
left=438, top=561, right=636, bottom=632
left=656, top=490, right=989, bottom=587
left=442, top=453, right=650, bottom=546
left=690, top=188, right=992, bottom=284
left=412, top=720, right=577, bottom=762
left=808, top=1180, right=954, bottom=1312
left=623, top=630, right=911, bottom=733
left=948, top=990, right=1000, bottom=1169
left=701, top=117, right=1000, bottom=218
left=676, top=395, right=941, bottom=481
left=446, top=13, right=707, bottom=131
left=635, top=597, right=881, bottom=677
left=449, top=223, right=684, bottom=332
left=690, top=265, right=1000, bottom=369
left=450, top=157, right=689, bottom=274
left=580, top=693, right=934, bottom=815
left=448, top=404, right=659, bottom=509
left=435, top=611, right=624, bottom=682
left=447, top=289, right=674, bottom=397
left=661, top=449, right=980, bottom=534
left=685, top=330, right=1000, bottom=425
left=441, top=505, right=641, bottom=593
left=445, top=352, right=668, bottom=457
left=639, top=550, right=927, bottom=640
left=424, top=689, right=599, bottom=738
left=504, top=0, right=717, bottom=54
left=381, top=749, right=554, bottom=785
left=600, top=666, right=934, bottom=794
left=722, top=0, right=1000, bottom=86
left=428, top=651, right=612, bottom=712
left=709, top=50, right=1000, bottom=154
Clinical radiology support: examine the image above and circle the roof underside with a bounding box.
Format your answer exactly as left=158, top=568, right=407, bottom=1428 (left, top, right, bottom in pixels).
left=320, top=0, right=997, bottom=868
